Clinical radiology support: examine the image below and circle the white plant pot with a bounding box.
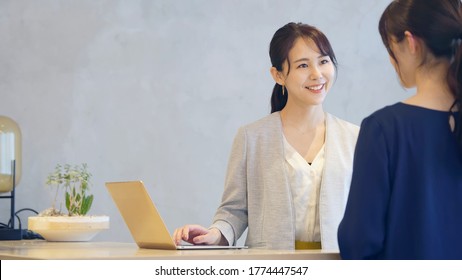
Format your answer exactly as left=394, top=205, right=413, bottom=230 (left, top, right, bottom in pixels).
left=28, top=215, right=110, bottom=242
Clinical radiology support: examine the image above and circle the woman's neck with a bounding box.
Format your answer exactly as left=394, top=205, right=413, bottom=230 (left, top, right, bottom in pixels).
left=404, top=61, right=455, bottom=111
left=280, top=105, right=325, bottom=133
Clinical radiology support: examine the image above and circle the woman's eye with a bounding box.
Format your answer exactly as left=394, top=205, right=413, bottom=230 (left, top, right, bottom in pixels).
left=297, top=63, right=308, bottom=68
left=320, top=58, right=330, bottom=65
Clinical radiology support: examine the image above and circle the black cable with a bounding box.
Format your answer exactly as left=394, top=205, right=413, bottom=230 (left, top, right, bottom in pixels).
left=15, top=208, right=39, bottom=215
left=12, top=208, right=40, bottom=229
left=0, top=207, right=44, bottom=239
left=1, top=207, right=39, bottom=229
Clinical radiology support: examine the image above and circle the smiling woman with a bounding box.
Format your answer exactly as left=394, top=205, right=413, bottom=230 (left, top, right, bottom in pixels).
left=173, top=22, right=359, bottom=250
left=274, top=37, right=334, bottom=108
left=272, top=36, right=336, bottom=163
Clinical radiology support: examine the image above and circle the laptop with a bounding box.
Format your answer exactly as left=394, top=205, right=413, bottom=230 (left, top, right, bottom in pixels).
left=106, top=181, right=247, bottom=250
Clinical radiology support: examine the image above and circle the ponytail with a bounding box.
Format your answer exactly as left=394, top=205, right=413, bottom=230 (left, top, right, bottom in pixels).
left=449, top=37, right=462, bottom=150
left=270, top=84, right=287, bottom=113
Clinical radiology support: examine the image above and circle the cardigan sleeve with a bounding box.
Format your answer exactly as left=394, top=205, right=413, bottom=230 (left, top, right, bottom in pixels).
left=338, top=115, right=391, bottom=259
left=210, top=127, right=249, bottom=245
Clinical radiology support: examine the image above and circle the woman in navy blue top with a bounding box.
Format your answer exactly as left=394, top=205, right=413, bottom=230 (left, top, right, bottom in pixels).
left=338, top=0, right=462, bottom=259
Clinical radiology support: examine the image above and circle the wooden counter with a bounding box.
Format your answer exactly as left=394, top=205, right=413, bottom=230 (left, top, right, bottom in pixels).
left=0, top=240, right=340, bottom=260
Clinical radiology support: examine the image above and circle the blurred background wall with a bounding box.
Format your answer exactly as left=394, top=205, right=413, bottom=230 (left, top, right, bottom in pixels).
left=0, top=0, right=409, bottom=243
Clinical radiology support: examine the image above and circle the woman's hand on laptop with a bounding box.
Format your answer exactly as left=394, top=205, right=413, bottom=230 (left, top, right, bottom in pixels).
left=173, top=224, right=228, bottom=246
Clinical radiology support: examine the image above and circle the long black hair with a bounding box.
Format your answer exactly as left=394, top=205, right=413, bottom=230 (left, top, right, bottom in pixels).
left=269, top=22, right=338, bottom=113
left=379, top=0, right=462, bottom=149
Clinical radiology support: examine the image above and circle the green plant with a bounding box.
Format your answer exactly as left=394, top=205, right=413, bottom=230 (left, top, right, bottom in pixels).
left=45, top=163, right=94, bottom=216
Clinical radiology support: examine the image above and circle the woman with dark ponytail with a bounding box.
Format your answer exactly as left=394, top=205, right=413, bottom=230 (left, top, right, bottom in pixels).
left=174, top=22, right=359, bottom=250
left=339, top=0, right=462, bottom=259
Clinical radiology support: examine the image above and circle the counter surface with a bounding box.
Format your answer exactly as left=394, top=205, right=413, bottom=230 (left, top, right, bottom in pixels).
left=0, top=240, right=340, bottom=260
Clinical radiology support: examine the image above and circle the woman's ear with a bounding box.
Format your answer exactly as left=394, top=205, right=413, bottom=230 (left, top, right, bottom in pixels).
left=270, top=67, right=285, bottom=86
left=404, top=31, right=418, bottom=55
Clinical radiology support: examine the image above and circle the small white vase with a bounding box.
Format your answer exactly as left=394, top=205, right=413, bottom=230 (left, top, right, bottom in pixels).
left=28, top=215, right=110, bottom=242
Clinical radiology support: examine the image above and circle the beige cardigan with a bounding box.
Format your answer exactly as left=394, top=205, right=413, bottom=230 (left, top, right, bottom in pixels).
left=211, top=112, right=359, bottom=250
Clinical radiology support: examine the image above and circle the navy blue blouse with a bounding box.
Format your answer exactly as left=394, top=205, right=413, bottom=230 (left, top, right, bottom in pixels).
left=338, top=102, right=462, bottom=259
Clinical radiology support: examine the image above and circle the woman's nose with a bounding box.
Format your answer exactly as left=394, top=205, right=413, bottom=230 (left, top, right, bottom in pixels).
left=310, top=66, right=322, bottom=80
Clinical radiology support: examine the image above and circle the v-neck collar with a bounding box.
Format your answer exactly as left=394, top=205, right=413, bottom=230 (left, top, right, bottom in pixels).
left=282, top=133, right=325, bottom=169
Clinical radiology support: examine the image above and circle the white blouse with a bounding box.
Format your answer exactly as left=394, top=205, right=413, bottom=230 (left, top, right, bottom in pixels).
left=283, top=135, right=325, bottom=242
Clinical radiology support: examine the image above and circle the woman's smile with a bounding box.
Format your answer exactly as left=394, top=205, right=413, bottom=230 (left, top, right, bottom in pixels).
left=305, top=83, right=325, bottom=94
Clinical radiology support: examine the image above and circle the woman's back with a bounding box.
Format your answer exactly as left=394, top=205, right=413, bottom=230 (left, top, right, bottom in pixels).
left=339, top=0, right=462, bottom=260
left=339, top=102, right=462, bottom=259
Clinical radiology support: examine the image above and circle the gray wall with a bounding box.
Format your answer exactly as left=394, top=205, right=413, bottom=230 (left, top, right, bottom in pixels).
left=0, top=0, right=410, bottom=242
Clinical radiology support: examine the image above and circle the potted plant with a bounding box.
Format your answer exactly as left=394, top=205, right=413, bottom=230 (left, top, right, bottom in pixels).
left=28, top=163, right=109, bottom=242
